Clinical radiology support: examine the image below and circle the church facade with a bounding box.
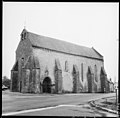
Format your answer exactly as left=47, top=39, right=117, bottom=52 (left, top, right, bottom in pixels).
left=11, top=29, right=108, bottom=94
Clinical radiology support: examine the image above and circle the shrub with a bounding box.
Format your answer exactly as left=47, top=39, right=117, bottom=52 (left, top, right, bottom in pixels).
left=2, top=76, right=11, bottom=89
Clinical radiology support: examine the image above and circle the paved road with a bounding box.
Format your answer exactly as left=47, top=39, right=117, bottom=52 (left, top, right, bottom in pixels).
left=2, top=91, right=117, bottom=117
left=17, top=104, right=117, bottom=117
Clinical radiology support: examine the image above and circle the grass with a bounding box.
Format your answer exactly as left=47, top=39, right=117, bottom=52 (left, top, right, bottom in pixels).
left=97, top=97, right=118, bottom=111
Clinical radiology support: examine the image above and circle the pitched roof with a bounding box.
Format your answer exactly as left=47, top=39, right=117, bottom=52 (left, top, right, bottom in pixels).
left=25, top=29, right=103, bottom=60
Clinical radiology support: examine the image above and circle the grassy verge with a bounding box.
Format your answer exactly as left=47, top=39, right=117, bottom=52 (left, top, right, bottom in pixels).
left=95, top=97, right=118, bottom=111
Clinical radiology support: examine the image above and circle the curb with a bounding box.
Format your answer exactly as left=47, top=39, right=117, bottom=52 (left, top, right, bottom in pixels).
left=89, top=101, right=118, bottom=115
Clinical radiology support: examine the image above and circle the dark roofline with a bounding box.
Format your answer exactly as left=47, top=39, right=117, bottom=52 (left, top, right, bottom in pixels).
left=32, top=45, right=104, bottom=61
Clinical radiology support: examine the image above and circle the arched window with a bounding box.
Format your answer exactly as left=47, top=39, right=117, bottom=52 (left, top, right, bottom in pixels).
left=94, top=65, right=98, bottom=82
left=81, top=63, right=83, bottom=81
left=65, top=61, right=68, bottom=72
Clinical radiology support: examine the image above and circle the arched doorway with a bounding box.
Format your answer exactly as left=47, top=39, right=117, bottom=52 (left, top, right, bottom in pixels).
left=42, top=77, right=51, bottom=93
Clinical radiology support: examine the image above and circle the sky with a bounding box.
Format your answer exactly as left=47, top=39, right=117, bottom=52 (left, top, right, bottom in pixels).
left=3, top=2, right=119, bottom=82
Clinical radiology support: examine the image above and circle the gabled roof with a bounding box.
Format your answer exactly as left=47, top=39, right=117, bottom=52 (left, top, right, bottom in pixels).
left=23, top=29, right=103, bottom=60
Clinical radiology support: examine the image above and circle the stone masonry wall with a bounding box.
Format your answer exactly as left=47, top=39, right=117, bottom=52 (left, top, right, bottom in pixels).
left=15, top=38, right=33, bottom=92
left=32, top=47, right=104, bottom=93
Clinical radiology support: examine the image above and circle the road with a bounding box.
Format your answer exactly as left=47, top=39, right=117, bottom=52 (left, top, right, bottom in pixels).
left=2, top=91, right=118, bottom=117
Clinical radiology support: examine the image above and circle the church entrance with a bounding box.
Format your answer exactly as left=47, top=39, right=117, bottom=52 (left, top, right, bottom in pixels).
left=42, top=77, right=51, bottom=93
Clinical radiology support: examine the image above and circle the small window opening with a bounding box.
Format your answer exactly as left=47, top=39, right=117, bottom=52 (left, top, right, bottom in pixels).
left=95, top=65, right=98, bottom=82
left=65, top=61, right=68, bottom=72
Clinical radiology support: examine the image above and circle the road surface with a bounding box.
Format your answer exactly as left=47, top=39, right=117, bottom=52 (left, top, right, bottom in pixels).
left=2, top=91, right=118, bottom=117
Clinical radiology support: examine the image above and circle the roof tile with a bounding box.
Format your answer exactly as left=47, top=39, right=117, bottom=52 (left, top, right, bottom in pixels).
left=27, top=31, right=103, bottom=60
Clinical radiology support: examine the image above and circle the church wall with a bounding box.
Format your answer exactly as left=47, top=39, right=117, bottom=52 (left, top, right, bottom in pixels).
left=16, top=37, right=32, bottom=61
left=15, top=38, right=33, bottom=92
left=32, top=47, right=104, bottom=93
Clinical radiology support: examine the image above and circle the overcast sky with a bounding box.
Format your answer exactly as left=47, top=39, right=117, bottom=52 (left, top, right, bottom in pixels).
left=3, top=2, right=119, bottom=82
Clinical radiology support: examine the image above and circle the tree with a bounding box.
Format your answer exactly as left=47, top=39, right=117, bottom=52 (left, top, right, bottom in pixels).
left=2, top=76, right=11, bottom=89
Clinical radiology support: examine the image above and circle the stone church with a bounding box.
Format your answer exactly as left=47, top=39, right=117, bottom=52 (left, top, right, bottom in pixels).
left=11, top=28, right=108, bottom=94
